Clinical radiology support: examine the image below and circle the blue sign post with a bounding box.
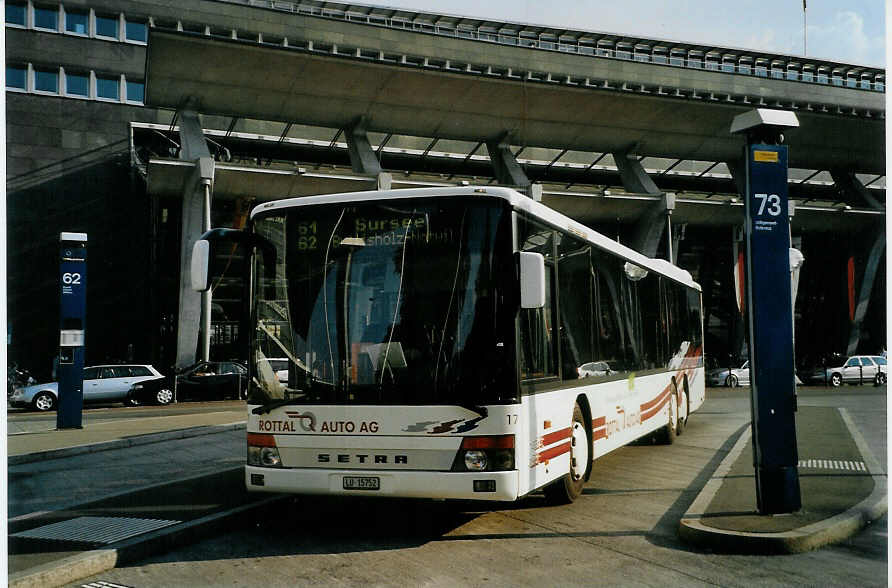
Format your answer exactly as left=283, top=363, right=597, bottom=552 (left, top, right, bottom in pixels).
left=744, top=143, right=801, bottom=514
left=57, top=232, right=87, bottom=429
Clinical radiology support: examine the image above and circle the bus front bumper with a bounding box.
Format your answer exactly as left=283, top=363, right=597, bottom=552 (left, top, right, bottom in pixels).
left=245, top=465, right=520, bottom=501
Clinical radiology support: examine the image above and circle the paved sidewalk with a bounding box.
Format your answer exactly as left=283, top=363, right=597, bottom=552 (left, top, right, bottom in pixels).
left=8, top=406, right=246, bottom=464
left=679, top=405, right=887, bottom=553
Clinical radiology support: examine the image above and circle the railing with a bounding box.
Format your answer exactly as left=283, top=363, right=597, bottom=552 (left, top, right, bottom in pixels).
left=229, top=0, right=885, bottom=93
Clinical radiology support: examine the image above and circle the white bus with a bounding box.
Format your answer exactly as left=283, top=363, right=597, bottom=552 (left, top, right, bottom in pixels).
left=193, top=186, right=704, bottom=504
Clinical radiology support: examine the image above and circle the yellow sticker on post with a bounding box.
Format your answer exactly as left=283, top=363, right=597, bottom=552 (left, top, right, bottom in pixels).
left=753, top=150, right=779, bottom=163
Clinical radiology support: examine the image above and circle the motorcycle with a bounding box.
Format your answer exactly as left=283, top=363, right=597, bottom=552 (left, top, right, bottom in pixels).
left=7, top=364, right=36, bottom=398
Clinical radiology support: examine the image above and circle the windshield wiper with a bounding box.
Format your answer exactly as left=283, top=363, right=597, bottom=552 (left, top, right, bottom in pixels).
left=252, top=396, right=300, bottom=415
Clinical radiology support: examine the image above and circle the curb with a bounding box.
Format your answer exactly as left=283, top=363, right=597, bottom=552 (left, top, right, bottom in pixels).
left=678, top=410, right=887, bottom=554
left=9, top=491, right=288, bottom=588
left=8, top=422, right=247, bottom=466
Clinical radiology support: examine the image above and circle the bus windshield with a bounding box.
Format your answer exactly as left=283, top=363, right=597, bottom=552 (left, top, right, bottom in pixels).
left=249, top=197, right=516, bottom=408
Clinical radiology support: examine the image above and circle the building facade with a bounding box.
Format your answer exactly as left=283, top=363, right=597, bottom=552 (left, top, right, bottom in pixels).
left=7, top=0, right=886, bottom=380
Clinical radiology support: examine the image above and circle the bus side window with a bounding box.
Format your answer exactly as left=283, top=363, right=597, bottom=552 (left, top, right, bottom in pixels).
left=519, top=267, right=557, bottom=379
left=558, top=238, right=595, bottom=380
left=518, top=216, right=557, bottom=380
left=590, top=247, right=627, bottom=375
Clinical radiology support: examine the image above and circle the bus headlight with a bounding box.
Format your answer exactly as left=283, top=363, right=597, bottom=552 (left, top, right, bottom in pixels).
left=248, top=446, right=282, bottom=467
left=453, top=435, right=515, bottom=472
left=260, top=447, right=281, bottom=467
left=464, top=450, right=487, bottom=471
left=247, top=433, right=282, bottom=468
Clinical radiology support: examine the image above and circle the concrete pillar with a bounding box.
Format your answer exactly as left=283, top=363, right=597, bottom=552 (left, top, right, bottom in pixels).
left=830, top=169, right=883, bottom=209
left=376, top=172, right=392, bottom=190
left=174, top=110, right=214, bottom=370
left=830, top=171, right=885, bottom=354
left=629, top=194, right=674, bottom=259
left=613, top=152, right=674, bottom=260
left=614, top=151, right=661, bottom=195
left=485, top=133, right=530, bottom=188
left=847, top=230, right=885, bottom=355
left=345, top=117, right=382, bottom=175
left=672, top=223, right=687, bottom=264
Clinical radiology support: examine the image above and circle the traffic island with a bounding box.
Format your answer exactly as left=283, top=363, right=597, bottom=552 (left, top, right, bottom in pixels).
left=8, top=467, right=287, bottom=588
left=679, top=406, right=887, bottom=553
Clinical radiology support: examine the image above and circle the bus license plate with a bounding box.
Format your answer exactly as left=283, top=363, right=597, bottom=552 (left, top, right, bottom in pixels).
left=343, top=476, right=380, bottom=491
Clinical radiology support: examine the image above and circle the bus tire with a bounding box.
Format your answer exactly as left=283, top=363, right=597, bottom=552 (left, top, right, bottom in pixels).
left=659, top=390, right=679, bottom=445
left=676, top=390, right=688, bottom=436
left=543, top=403, right=588, bottom=505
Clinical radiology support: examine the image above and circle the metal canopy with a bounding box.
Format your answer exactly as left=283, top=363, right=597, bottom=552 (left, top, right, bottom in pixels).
left=144, top=157, right=882, bottom=233
left=145, top=29, right=885, bottom=174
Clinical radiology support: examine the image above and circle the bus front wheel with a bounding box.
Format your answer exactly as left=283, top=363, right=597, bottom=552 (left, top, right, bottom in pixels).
left=543, top=403, right=589, bottom=505
left=659, top=392, right=679, bottom=445
left=676, top=390, right=689, bottom=436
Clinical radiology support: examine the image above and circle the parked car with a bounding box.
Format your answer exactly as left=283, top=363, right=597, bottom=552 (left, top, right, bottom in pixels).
left=809, top=355, right=887, bottom=386
left=175, top=361, right=247, bottom=401
left=127, top=376, right=174, bottom=405
left=9, top=364, right=166, bottom=411
left=577, top=361, right=613, bottom=379
left=707, top=361, right=750, bottom=387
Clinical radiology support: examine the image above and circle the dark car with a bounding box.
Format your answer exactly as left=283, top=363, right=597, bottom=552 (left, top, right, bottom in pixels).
left=127, top=375, right=174, bottom=406
left=175, top=361, right=247, bottom=401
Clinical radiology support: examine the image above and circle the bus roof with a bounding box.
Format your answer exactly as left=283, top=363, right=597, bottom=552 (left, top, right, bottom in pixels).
left=251, top=186, right=700, bottom=291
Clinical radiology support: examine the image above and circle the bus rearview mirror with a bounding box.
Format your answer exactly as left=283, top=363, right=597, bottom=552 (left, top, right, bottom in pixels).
left=191, top=239, right=211, bottom=291
left=519, top=251, right=546, bottom=309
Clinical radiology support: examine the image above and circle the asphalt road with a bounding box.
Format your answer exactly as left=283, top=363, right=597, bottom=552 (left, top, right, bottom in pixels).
left=66, top=385, right=887, bottom=587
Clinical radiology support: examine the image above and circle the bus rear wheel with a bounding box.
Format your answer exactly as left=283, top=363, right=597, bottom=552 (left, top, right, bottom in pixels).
left=544, top=403, right=589, bottom=505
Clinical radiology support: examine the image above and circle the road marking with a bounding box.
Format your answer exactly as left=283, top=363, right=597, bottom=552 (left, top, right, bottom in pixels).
left=798, top=459, right=867, bottom=471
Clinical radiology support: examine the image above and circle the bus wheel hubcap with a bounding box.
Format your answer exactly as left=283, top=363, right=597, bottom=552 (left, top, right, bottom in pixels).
left=570, top=422, right=588, bottom=480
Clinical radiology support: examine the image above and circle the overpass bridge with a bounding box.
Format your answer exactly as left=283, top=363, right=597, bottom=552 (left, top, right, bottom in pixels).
left=137, top=0, right=885, bottom=367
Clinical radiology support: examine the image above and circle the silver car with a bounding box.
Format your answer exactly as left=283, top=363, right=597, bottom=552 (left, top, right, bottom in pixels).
left=577, top=361, right=613, bottom=379
left=9, top=364, right=166, bottom=411
left=707, top=361, right=750, bottom=387
left=812, top=355, right=887, bottom=386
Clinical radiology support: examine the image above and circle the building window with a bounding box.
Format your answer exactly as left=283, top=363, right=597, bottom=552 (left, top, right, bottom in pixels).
left=66, top=72, right=89, bottom=96
left=96, top=76, right=120, bottom=100
left=66, top=10, right=89, bottom=35
left=96, top=75, right=119, bottom=100
left=125, top=19, right=148, bottom=43
left=95, top=14, right=119, bottom=39
left=34, top=5, right=59, bottom=31
left=34, top=68, right=60, bottom=93
left=6, top=65, right=27, bottom=89
left=6, top=3, right=27, bottom=26
left=126, top=79, right=144, bottom=102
